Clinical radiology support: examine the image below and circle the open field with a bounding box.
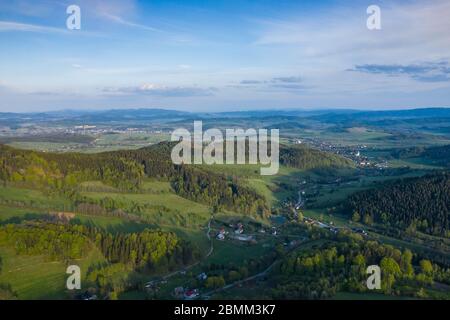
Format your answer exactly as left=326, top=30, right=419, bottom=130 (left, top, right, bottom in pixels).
left=80, top=190, right=212, bottom=227
left=0, top=246, right=105, bottom=299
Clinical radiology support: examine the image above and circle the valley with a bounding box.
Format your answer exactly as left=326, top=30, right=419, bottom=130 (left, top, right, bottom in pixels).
left=0, top=108, right=449, bottom=300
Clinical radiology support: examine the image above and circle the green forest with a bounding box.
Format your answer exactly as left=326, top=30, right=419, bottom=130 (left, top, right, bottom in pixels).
left=345, top=172, right=450, bottom=236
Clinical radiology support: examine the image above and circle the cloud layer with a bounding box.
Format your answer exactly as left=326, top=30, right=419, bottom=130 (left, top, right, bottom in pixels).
left=103, top=84, right=217, bottom=97
left=351, top=61, right=450, bottom=82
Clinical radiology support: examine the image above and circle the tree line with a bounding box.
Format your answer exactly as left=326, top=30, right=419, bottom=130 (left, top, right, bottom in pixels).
left=0, top=221, right=197, bottom=271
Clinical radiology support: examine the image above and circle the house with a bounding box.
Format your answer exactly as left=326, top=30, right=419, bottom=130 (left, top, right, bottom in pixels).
left=79, top=292, right=97, bottom=300
left=217, top=233, right=225, bottom=241
left=184, top=289, right=199, bottom=300
left=197, top=272, right=208, bottom=281
left=144, top=280, right=158, bottom=289
left=353, top=228, right=368, bottom=236
left=328, top=227, right=338, bottom=234
left=235, top=223, right=244, bottom=234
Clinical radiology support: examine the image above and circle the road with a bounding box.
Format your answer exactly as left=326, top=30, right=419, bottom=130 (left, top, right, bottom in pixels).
left=200, top=239, right=311, bottom=298
left=295, top=190, right=305, bottom=209
left=201, top=257, right=278, bottom=297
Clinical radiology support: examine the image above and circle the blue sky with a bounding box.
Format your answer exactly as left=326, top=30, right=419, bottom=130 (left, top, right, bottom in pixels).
left=0, top=0, right=450, bottom=112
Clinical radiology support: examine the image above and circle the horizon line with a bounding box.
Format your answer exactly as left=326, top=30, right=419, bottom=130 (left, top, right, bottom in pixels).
left=1, top=106, right=450, bottom=115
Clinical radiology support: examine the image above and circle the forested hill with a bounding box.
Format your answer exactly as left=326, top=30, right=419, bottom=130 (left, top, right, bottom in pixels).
left=345, top=172, right=450, bottom=236
left=392, top=144, right=450, bottom=168
left=0, top=143, right=269, bottom=217
left=0, top=142, right=352, bottom=217
left=279, top=144, right=353, bottom=169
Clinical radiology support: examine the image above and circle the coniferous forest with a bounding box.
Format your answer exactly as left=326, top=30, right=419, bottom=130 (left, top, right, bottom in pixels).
left=345, top=173, right=450, bottom=236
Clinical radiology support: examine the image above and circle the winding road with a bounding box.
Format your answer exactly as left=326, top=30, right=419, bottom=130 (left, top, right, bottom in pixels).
left=200, top=238, right=315, bottom=298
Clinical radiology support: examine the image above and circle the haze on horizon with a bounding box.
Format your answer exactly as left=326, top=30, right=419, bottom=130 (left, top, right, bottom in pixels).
left=1, top=0, right=450, bottom=112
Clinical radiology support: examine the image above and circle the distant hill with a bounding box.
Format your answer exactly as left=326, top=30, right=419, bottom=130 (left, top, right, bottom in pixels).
left=308, top=108, right=450, bottom=122
left=345, top=172, right=450, bottom=236
left=3, top=107, right=448, bottom=123
left=0, top=108, right=191, bottom=126
left=280, top=144, right=354, bottom=170
left=392, top=144, right=450, bottom=167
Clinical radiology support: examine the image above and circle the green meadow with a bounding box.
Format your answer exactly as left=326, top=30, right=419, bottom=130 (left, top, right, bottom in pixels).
left=0, top=246, right=105, bottom=299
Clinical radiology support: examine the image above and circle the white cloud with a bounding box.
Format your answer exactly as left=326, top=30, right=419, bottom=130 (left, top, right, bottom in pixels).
left=101, top=13, right=161, bottom=32
left=103, top=83, right=217, bottom=97
left=250, top=0, right=450, bottom=96
left=0, top=20, right=68, bottom=34
left=254, top=0, right=450, bottom=62
left=0, top=20, right=102, bottom=37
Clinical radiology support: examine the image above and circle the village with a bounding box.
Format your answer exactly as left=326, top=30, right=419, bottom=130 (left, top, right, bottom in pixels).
left=293, top=137, right=389, bottom=169
left=140, top=216, right=305, bottom=300
left=139, top=201, right=369, bottom=301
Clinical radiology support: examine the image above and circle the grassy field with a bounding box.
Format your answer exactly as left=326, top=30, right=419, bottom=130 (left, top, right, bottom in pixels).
left=0, top=205, right=52, bottom=225
left=0, top=185, right=70, bottom=211
left=207, top=238, right=276, bottom=266
left=0, top=181, right=216, bottom=260
left=202, top=164, right=308, bottom=205
left=387, top=158, right=445, bottom=169
left=303, top=209, right=350, bottom=227
left=0, top=246, right=105, bottom=299
left=80, top=190, right=212, bottom=227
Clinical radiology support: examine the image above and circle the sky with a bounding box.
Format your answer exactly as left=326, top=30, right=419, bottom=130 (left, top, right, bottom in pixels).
left=0, top=0, right=450, bottom=112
